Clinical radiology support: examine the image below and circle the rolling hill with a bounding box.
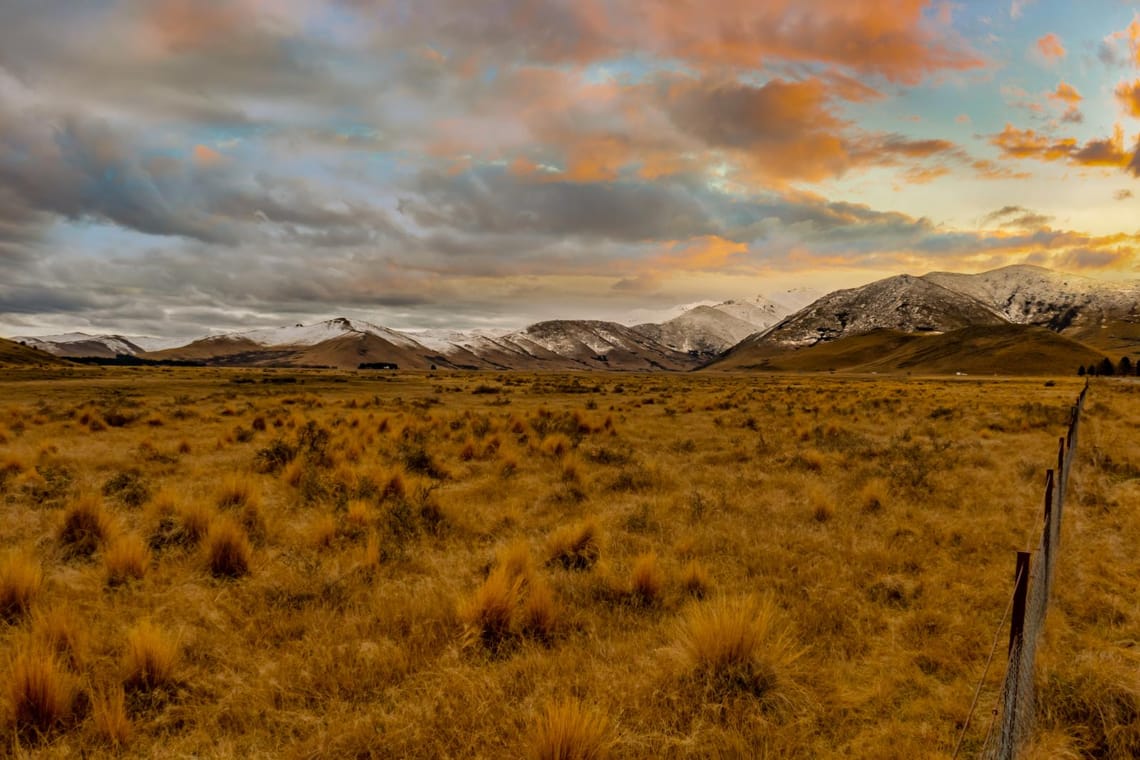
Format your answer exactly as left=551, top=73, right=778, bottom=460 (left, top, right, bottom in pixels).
left=710, top=324, right=1108, bottom=375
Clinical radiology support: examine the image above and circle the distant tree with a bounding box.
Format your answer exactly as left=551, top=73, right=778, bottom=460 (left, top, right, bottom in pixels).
left=1098, top=357, right=1116, bottom=377
left=1120, top=356, right=1133, bottom=376
left=1078, top=365, right=1086, bottom=377
left=1087, top=364, right=1098, bottom=377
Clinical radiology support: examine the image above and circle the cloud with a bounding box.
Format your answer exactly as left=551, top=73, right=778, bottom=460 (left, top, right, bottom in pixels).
left=1010, top=0, right=1036, bottom=19
left=991, top=124, right=1134, bottom=172
left=354, top=0, right=985, bottom=85
left=981, top=205, right=1052, bottom=230
left=1035, top=33, right=1066, bottom=62
left=1115, top=80, right=1140, bottom=117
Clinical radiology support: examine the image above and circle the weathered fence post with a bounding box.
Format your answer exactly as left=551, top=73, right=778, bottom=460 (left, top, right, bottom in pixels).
left=1009, top=551, right=1030, bottom=657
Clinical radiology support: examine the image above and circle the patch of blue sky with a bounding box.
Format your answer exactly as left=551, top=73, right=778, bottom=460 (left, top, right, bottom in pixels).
left=583, top=55, right=690, bottom=85
left=45, top=219, right=154, bottom=260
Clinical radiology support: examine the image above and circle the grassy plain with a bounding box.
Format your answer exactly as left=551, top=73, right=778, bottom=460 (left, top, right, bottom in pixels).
left=0, top=367, right=1137, bottom=758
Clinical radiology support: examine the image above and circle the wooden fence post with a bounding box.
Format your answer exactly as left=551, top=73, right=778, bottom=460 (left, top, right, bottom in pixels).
left=1009, top=552, right=1030, bottom=656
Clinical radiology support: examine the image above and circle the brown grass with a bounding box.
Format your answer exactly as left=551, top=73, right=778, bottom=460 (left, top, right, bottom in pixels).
left=670, top=595, right=802, bottom=698
left=0, top=551, right=42, bottom=622
left=105, top=533, right=150, bottom=586
left=122, top=620, right=178, bottom=693
left=0, top=369, right=1122, bottom=756
left=5, top=644, right=76, bottom=738
left=91, top=685, right=132, bottom=748
left=528, top=698, right=614, bottom=760
left=205, top=518, right=252, bottom=578
left=545, top=519, right=601, bottom=570
left=629, top=552, right=664, bottom=606
left=58, top=494, right=114, bottom=559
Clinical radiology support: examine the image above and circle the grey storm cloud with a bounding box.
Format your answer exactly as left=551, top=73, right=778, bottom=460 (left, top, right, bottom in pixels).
left=398, top=167, right=717, bottom=242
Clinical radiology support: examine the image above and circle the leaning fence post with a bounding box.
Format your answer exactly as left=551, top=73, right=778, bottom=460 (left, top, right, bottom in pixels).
left=1009, top=551, right=1030, bottom=656
left=1043, top=471, right=1055, bottom=596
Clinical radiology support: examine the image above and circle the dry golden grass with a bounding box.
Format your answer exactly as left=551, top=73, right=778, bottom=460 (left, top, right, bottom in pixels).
left=546, top=518, right=602, bottom=570
left=122, top=620, right=178, bottom=694
left=5, top=644, right=76, bottom=739
left=0, top=369, right=1130, bottom=756
left=669, top=595, right=802, bottom=699
left=91, top=685, right=131, bottom=748
left=204, top=518, right=252, bottom=578
left=0, top=550, right=42, bottom=622
left=104, top=533, right=150, bottom=586
left=529, top=698, right=615, bottom=760
left=57, top=494, right=114, bottom=559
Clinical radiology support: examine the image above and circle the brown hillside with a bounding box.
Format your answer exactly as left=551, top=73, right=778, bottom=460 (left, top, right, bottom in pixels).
left=710, top=324, right=1106, bottom=375
left=0, top=337, right=72, bottom=367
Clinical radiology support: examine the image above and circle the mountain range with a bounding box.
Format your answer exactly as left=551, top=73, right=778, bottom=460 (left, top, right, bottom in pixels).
left=6, top=265, right=1138, bottom=373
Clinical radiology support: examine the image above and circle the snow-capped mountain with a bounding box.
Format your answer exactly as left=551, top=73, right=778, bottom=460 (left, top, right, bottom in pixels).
left=15, top=332, right=148, bottom=358
left=923, top=265, right=1140, bottom=330
left=197, top=317, right=423, bottom=350
left=749, top=274, right=1007, bottom=350
left=12, top=267, right=1139, bottom=372
left=633, top=307, right=765, bottom=355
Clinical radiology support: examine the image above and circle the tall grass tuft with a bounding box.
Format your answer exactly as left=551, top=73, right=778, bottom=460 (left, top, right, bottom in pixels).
left=123, top=620, right=178, bottom=693
left=528, top=698, right=614, bottom=760
left=679, top=560, right=712, bottom=599
left=6, top=644, right=76, bottom=738
left=0, top=550, right=42, bottom=622
left=205, top=518, right=252, bottom=578
left=629, top=552, right=664, bottom=606
left=105, top=533, right=150, bottom=587
left=58, top=494, right=114, bottom=559
left=669, top=595, right=802, bottom=699
left=545, top=519, right=601, bottom=570
left=32, top=606, right=87, bottom=671
left=91, top=685, right=131, bottom=748
left=460, top=566, right=521, bottom=652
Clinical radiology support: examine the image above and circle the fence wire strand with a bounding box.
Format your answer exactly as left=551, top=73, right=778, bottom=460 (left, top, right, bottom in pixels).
left=965, top=380, right=1087, bottom=759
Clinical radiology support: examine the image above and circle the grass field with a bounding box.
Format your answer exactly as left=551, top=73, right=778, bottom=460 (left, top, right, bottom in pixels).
left=0, top=368, right=1137, bottom=758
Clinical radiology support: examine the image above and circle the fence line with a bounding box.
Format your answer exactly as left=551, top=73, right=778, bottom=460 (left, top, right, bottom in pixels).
left=967, top=379, right=1088, bottom=759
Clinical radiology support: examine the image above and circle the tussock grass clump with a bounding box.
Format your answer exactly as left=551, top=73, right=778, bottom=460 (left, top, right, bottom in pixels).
left=545, top=519, right=601, bottom=570
left=58, top=494, right=114, bottom=559
left=528, top=698, right=614, bottom=760
left=519, top=575, right=560, bottom=643
left=123, top=620, right=178, bottom=694
left=540, top=433, right=572, bottom=457
left=105, top=534, right=150, bottom=586
left=215, top=473, right=260, bottom=510
left=858, top=478, right=888, bottom=514
left=679, top=560, right=712, bottom=599
left=0, top=550, right=42, bottom=622
left=6, top=645, right=76, bottom=738
left=32, top=607, right=87, bottom=671
left=629, top=552, right=664, bottom=606
left=461, top=566, right=520, bottom=652
left=463, top=543, right=562, bottom=651
left=669, top=595, right=801, bottom=699
left=205, top=518, right=252, bottom=578
left=91, top=686, right=131, bottom=748
left=169, top=501, right=215, bottom=549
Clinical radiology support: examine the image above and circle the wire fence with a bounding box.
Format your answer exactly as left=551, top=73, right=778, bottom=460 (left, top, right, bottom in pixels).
left=961, top=379, right=1089, bottom=759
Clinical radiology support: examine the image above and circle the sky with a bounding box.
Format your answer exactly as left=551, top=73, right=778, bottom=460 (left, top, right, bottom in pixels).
left=5, top=1, right=1140, bottom=339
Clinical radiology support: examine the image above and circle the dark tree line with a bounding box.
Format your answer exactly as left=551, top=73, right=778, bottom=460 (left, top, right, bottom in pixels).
left=1079, top=356, right=1136, bottom=377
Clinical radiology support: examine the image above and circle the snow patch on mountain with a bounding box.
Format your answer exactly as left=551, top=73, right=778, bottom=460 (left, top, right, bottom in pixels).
left=204, top=318, right=425, bottom=350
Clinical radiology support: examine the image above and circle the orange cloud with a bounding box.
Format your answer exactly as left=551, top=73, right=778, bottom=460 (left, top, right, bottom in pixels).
left=1116, top=80, right=1140, bottom=117
left=1049, top=82, right=1081, bottom=106
left=991, top=124, right=1133, bottom=170
left=657, top=235, right=750, bottom=271
left=1035, top=33, right=1066, bottom=61
left=192, top=144, right=224, bottom=166
left=142, top=0, right=247, bottom=53
left=635, top=0, right=985, bottom=84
